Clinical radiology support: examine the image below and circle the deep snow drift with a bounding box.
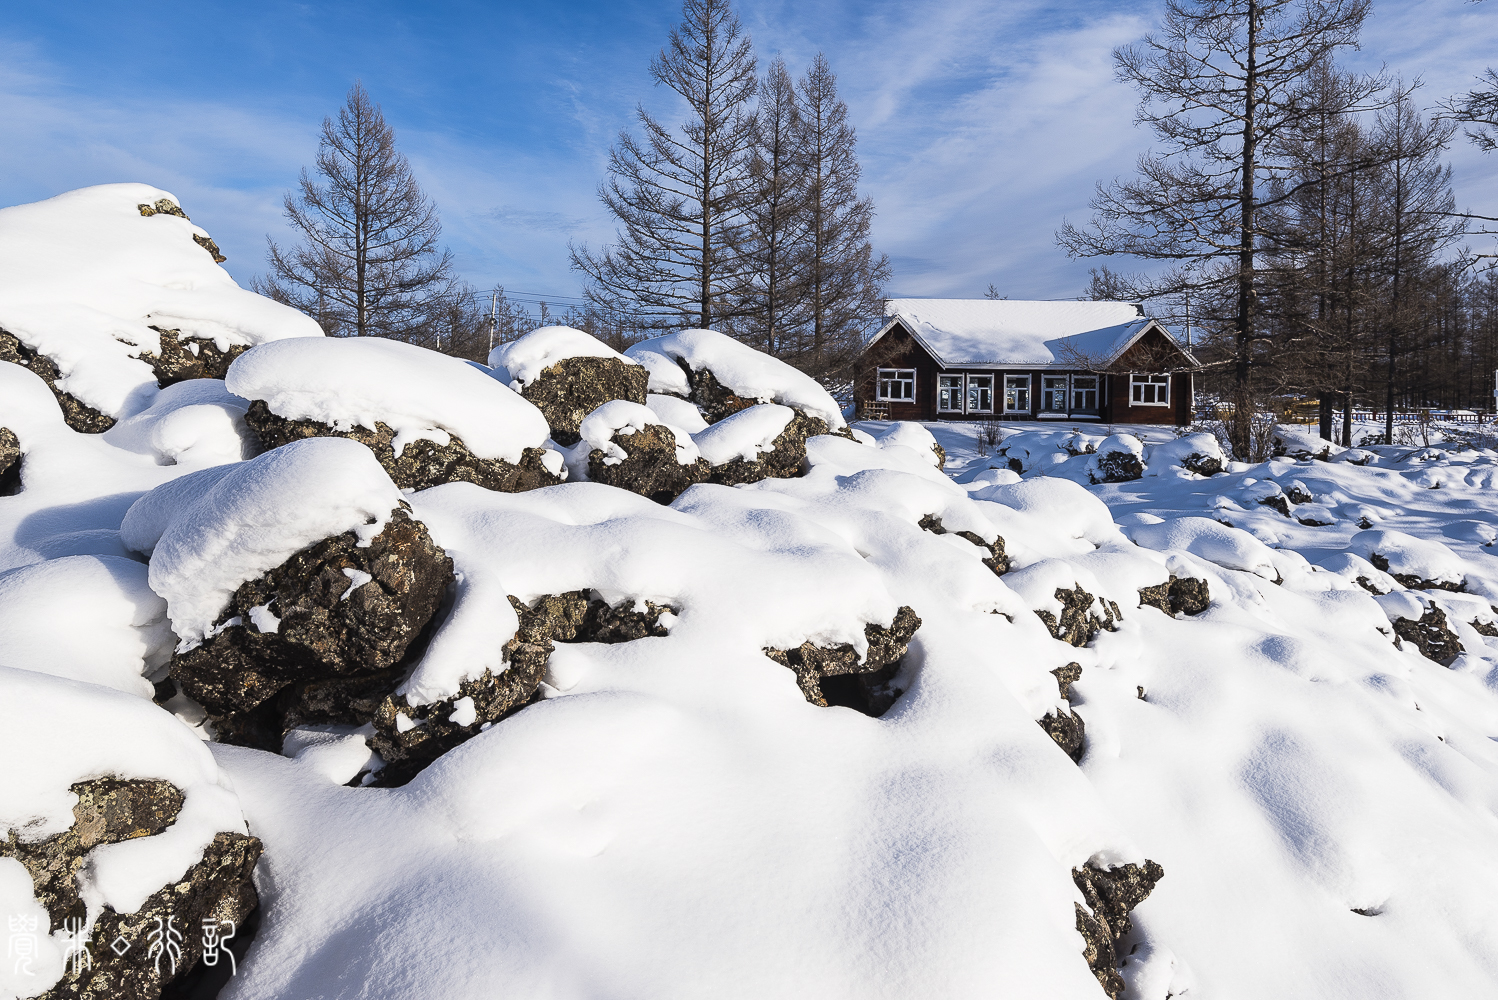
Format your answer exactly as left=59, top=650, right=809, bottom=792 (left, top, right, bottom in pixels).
left=4, top=187, right=1498, bottom=1000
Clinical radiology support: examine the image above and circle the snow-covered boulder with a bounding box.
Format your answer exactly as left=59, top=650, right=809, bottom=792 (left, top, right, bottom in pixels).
left=1127, top=516, right=1280, bottom=580
left=1087, top=434, right=1145, bottom=484
left=0, top=426, right=17, bottom=495
left=875, top=421, right=946, bottom=470
left=625, top=328, right=845, bottom=429
left=488, top=326, right=650, bottom=445
left=576, top=400, right=709, bottom=504
left=1375, top=592, right=1466, bottom=663
left=1242, top=479, right=1292, bottom=517
left=227, top=336, right=564, bottom=492
left=0, top=667, right=261, bottom=998
left=0, top=184, right=322, bottom=432
left=763, top=606, right=921, bottom=714
left=121, top=438, right=454, bottom=747
left=1273, top=425, right=1336, bottom=460
left=694, top=403, right=817, bottom=486
left=101, top=377, right=254, bottom=468
left=1349, top=528, right=1467, bottom=592
left=1145, top=432, right=1224, bottom=477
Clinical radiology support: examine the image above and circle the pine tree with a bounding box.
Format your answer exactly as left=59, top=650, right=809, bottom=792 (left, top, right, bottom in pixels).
left=262, top=82, right=452, bottom=339
left=570, top=0, right=757, bottom=331
left=731, top=56, right=809, bottom=355
left=793, top=53, right=890, bottom=382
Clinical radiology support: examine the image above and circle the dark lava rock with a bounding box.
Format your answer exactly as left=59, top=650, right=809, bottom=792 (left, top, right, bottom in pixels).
left=1257, top=494, right=1293, bottom=517
left=518, top=357, right=650, bottom=446
left=0, top=426, right=20, bottom=495
left=1137, top=576, right=1210, bottom=617
left=143, top=328, right=247, bottom=388
left=1090, top=450, right=1143, bottom=484
left=707, top=410, right=828, bottom=488
left=1297, top=511, right=1336, bottom=527
left=192, top=234, right=226, bottom=263
left=1, top=777, right=260, bottom=1000
left=680, top=364, right=763, bottom=424
left=587, top=421, right=711, bottom=505
left=138, top=198, right=225, bottom=263
left=765, top=607, right=921, bottom=717
left=1036, top=586, right=1120, bottom=647
left=1284, top=482, right=1314, bottom=505
left=1073, top=860, right=1165, bottom=1000
left=1039, top=663, right=1086, bottom=763
left=245, top=399, right=562, bottom=493
left=930, top=440, right=948, bottom=471
left=369, top=592, right=677, bottom=785
left=171, top=506, right=454, bottom=749
left=1, top=329, right=116, bottom=433
left=1182, top=452, right=1223, bottom=477
left=1368, top=552, right=1466, bottom=593
left=1471, top=617, right=1498, bottom=638
left=1392, top=605, right=1465, bottom=664
left=918, top=513, right=1010, bottom=575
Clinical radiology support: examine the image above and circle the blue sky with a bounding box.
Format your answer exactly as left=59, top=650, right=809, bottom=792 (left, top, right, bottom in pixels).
left=4, top=0, right=1498, bottom=308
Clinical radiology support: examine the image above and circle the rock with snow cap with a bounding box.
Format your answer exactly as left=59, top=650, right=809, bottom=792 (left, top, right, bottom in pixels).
left=1087, top=434, right=1145, bottom=484
left=228, top=336, right=564, bottom=492
left=579, top=400, right=710, bottom=504
left=488, top=326, right=650, bottom=446
left=764, top=606, right=921, bottom=716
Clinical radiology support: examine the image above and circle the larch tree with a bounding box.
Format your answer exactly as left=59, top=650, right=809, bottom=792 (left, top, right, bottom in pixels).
left=570, top=0, right=757, bottom=331
left=263, top=82, right=452, bottom=339
left=1056, top=0, right=1374, bottom=457
left=731, top=56, right=809, bottom=355
left=794, top=53, right=890, bottom=382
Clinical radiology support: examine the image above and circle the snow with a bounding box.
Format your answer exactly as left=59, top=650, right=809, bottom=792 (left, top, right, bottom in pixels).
left=0, top=555, right=172, bottom=698
left=877, top=298, right=1165, bottom=367
left=487, top=325, right=638, bottom=388
left=577, top=400, right=701, bottom=466
left=691, top=403, right=794, bottom=466
left=7, top=189, right=1498, bottom=998
left=626, top=329, right=846, bottom=428
left=225, top=336, right=551, bottom=462
left=124, top=437, right=405, bottom=647
left=0, top=183, right=322, bottom=422
left=645, top=392, right=709, bottom=434
left=873, top=421, right=944, bottom=468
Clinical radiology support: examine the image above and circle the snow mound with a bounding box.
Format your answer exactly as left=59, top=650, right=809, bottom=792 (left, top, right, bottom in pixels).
left=0, top=183, right=322, bottom=421
left=579, top=400, right=701, bottom=466
left=226, top=336, right=550, bottom=462
left=1127, top=515, right=1279, bottom=579
left=645, top=393, right=709, bottom=434
left=125, top=437, right=405, bottom=646
left=1349, top=528, right=1466, bottom=589
left=487, top=325, right=638, bottom=388
left=875, top=421, right=943, bottom=468
left=1146, top=432, right=1225, bottom=476
left=0, top=555, right=172, bottom=697
left=692, top=404, right=795, bottom=466
left=101, top=377, right=251, bottom=467
left=625, top=329, right=845, bottom=428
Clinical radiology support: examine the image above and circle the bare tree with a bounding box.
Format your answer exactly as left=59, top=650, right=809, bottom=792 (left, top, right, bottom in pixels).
left=570, top=0, right=757, bottom=331
left=262, top=82, right=452, bottom=339
left=1057, top=0, right=1375, bottom=456
left=731, top=56, right=809, bottom=354
left=794, top=53, right=890, bottom=381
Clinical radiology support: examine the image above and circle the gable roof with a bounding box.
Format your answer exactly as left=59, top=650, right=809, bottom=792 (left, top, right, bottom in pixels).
left=871, top=298, right=1197, bottom=369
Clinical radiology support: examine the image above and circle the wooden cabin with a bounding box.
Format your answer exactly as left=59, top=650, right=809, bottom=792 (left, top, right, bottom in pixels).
left=855, top=299, right=1198, bottom=426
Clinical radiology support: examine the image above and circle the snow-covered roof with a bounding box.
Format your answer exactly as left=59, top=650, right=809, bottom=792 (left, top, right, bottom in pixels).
left=873, top=298, right=1194, bottom=369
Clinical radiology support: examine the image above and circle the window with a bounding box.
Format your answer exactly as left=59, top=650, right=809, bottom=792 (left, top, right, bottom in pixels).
left=1071, top=375, right=1099, bottom=413
left=1004, top=375, right=1030, bottom=412
left=1130, top=374, right=1170, bottom=406
left=967, top=375, right=994, bottom=413
left=877, top=369, right=915, bottom=402
left=1042, top=375, right=1068, bottom=412
left=938, top=374, right=963, bottom=412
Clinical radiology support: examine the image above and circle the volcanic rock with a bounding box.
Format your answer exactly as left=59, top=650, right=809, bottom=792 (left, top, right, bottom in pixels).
left=1392, top=605, right=1465, bottom=664
left=1137, top=576, right=1210, bottom=617
left=1, top=329, right=116, bottom=433
left=587, top=421, right=711, bottom=505
left=519, top=356, right=651, bottom=446
left=1039, top=662, right=1086, bottom=763
left=1035, top=586, right=1120, bottom=647
left=0, top=426, right=19, bottom=495
left=245, top=400, right=562, bottom=493
left=170, top=506, right=454, bottom=749
left=1073, top=860, right=1166, bottom=999
left=765, top=606, right=921, bottom=716
left=0, top=777, right=260, bottom=1000
left=918, top=513, right=1010, bottom=575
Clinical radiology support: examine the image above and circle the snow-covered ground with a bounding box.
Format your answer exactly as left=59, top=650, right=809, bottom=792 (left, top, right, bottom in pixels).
left=4, top=186, right=1498, bottom=1000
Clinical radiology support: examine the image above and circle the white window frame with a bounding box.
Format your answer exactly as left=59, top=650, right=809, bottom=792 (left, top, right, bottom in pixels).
left=1130, top=373, right=1171, bottom=407
left=1004, top=375, right=1031, bottom=413
left=1041, top=375, right=1069, bottom=412
left=877, top=368, right=916, bottom=402
left=937, top=374, right=964, bottom=412
left=966, top=374, right=994, bottom=414
left=1071, top=375, right=1099, bottom=413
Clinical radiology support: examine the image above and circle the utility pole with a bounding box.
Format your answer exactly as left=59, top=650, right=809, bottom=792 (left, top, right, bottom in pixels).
left=488, top=289, right=498, bottom=355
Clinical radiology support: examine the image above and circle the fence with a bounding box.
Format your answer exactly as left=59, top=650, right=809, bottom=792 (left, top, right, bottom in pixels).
left=1196, top=405, right=1494, bottom=426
